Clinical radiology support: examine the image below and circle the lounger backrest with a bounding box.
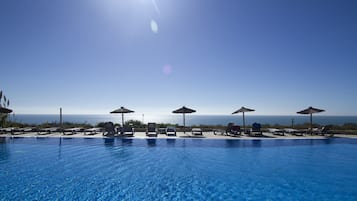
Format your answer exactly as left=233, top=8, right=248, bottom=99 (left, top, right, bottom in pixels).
left=148, top=123, right=156, bottom=128
left=123, top=126, right=133, bottom=132
left=321, top=125, right=332, bottom=133
left=231, top=125, right=241, bottom=131
left=104, top=122, right=115, bottom=133
left=166, top=127, right=176, bottom=132
left=252, top=123, right=261, bottom=131
left=226, top=122, right=234, bottom=131
left=147, top=123, right=156, bottom=132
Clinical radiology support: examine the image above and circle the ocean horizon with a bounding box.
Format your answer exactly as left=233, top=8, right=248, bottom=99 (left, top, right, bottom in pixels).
left=7, top=114, right=357, bottom=126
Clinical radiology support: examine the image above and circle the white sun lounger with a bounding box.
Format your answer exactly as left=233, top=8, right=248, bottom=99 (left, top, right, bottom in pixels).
left=120, top=126, right=135, bottom=137
left=11, top=127, right=36, bottom=135
left=166, top=127, right=176, bottom=136
left=2, top=127, right=18, bottom=135
left=146, top=123, right=158, bottom=137
left=37, top=127, right=59, bottom=135
left=63, top=127, right=82, bottom=135
left=284, top=128, right=304, bottom=136
left=268, top=128, right=285, bottom=136
left=192, top=128, right=203, bottom=136
left=84, top=128, right=102, bottom=135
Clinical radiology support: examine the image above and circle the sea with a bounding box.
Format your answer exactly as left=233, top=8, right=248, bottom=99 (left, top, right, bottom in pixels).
left=7, top=114, right=357, bottom=126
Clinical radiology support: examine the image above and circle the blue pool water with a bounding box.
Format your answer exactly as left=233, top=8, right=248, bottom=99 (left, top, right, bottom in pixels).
left=1, top=137, right=357, bottom=200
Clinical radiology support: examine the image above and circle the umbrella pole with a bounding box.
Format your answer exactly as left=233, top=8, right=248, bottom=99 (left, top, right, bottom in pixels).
left=310, top=113, right=312, bottom=135
left=122, top=113, right=124, bottom=127
left=60, top=108, right=62, bottom=131
left=243, top=112, right=245, bottom=133
left=183, top=113, right=186, bottom=134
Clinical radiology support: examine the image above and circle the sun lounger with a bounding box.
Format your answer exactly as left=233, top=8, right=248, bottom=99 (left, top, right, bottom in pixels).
left=158, top=127, right=166, bottom=134
left=268, top=128, right=285, bottom=136
left=146, top=123, right=158, bottom=137
left=11, top=127, right=36, bottom=135
left=192, top=128, right=203, bottom=136
left=63, top=127, right=82, bottom=135
left=102, top=122, right=117, bottom=136
left=284, top=128, right=304, bottom=136
left=9, top=127, right=19, bottom=134
left=121, top=126, right=134, bottom=137
left=312, top=125, right=333, bottom=136
left=84, top=127, right=102, bottom=135
left=0, top=128, right=5, bottom=134
left=213, top=129, right=226, bottom=135
left=225, top=123, right=241, bottom=136
left=23, top=127, right=36, bottom=133
left=1, top=127, right=32, bottom=135
left=9, top=127, right=21, bottom=135
left=166, top=127, right=176, bottom=136
left=5, top=127, right=19, bottom=135
left=225, top=123, right=234, bottom=135
left=250, top=123, right=263, bottom=136
left=37, top=127, right=59, bottom=135
left=229, top=125, right=241, bottom=136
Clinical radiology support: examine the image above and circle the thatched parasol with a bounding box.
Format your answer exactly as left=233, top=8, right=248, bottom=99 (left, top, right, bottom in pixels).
left=232, top=107, right=255, bottom=133
left=172, top=106, right=196, bottom=134
left=297, top=106, right=325, bottom=132
left=0, top=107, right=12, bottom=114
left=110, top=106, right=134, bottom=127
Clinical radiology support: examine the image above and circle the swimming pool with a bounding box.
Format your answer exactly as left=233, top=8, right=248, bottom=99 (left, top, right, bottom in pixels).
left=1, top=137, right=357, bottom=200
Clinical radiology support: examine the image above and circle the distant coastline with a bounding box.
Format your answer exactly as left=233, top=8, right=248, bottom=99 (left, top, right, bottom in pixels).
left=7, top=114, right=357, bottom=126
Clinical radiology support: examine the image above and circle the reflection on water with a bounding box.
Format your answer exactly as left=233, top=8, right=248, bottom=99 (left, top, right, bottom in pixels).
left=146, top=139, right=156, bottom=147
left=104, top=138, right=115, bottom=146
left=0, top=137, right=7, bottom=144
left=0, top=137, right=356, bottom=149
left=121, top=138, right=133, bottom=146
left=103, top=138, right=134, bottom=147
left=251, top=140, right=262, bottom=147
left=0, top=137, right=10, bottom=161
left=166, top=139, right=176, bottom=146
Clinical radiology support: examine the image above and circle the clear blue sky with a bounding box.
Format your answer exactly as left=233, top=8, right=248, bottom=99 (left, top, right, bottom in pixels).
left=0, top=0, right=356, bottom=115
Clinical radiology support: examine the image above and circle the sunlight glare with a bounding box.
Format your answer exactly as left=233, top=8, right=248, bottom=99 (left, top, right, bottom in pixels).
left=163, top=65, right=172, bottom=75
left=150, top=19, right=158, bottom=33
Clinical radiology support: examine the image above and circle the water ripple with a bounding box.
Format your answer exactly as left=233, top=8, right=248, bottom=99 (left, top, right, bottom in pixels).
left=0, top=138, right=357, bottom=200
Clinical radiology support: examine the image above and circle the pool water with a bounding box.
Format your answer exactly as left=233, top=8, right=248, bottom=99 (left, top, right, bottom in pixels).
left=1, top=137, right=357, bottom=200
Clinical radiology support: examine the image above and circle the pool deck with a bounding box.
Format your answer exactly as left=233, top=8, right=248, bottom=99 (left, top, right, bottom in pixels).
left=1, top=131, right=357, bottom=139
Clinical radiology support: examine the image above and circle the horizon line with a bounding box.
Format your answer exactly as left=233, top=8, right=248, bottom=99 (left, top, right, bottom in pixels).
left=10, top=113, right=357, bottom=117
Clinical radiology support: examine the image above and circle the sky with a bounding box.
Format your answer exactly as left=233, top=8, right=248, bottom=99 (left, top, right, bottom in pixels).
left=0, top=0, right=356, bottom=115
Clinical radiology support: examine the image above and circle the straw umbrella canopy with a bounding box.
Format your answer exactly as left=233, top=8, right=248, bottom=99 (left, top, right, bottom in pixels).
left=172, top=106, right=196, bottom=134
left=110, top=106, right=134, bottom=127
left=297, top=106, right=325, bottom=132
left=0, top=107, right=12, bottom=114
left=232, top=107, right=255, bottom=133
